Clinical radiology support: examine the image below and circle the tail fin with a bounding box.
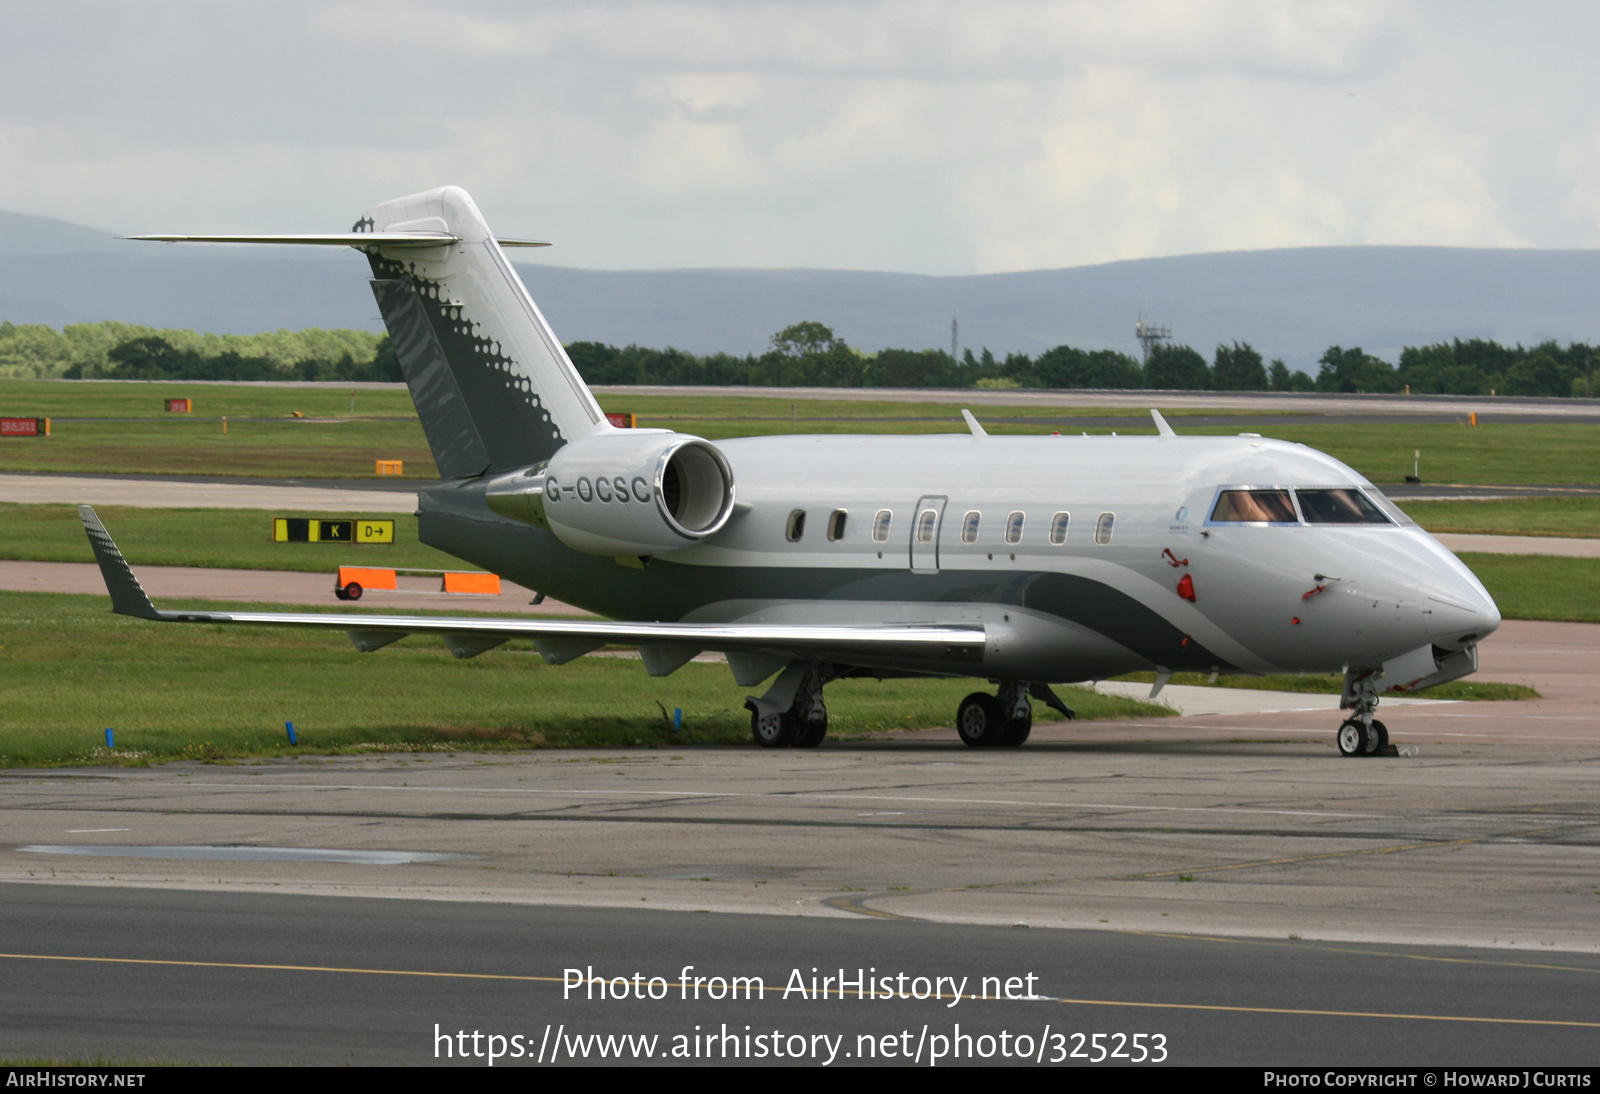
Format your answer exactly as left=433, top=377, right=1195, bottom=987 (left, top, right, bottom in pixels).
left=358, top=186, right=609, bottom=477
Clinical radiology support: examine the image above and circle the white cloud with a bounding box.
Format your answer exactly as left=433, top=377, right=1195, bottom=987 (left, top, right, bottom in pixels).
left=1342, top=118, right=1521, bottom=247
left=314, top=0, right=1396, bottom=79
left=0, top=1, right=1593, bottom=272
left=1557, top=123, right=1600, bottom=237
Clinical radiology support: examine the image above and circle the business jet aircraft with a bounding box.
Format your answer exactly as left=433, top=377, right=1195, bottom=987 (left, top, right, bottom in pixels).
left=88, top=186, right=1500, bottom=756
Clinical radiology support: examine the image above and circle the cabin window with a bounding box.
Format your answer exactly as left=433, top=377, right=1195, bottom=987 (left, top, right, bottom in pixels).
left=1005, top=511, right=1024, bottom=545
left=916, top=508, right=938, bottom=544
left=827, top=509, right=848, bottom=541
left=1094, top=512, right=1115, bottom=545
left=1296, top=489, right=1391, bottom=525
left=872, top=509, right=892, bottom=542
left=1049, top=512, right=1070, bottom=545
left=786, top=509, right=806, bottom=541
left=961, top=511, right=981, bottom=544
left=1209, top=489, right=1297, bottom=524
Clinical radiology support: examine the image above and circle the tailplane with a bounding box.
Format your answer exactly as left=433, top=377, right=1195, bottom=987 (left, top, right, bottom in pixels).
left=129, top=186, right=610, bottom=478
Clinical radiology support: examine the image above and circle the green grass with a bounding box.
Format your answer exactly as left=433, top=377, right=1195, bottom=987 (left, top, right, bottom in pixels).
left=619, top=393, right=1281, bottom=424
left=7, top=379, right=1597, bottom=485
left=0, top=503, right=468, bottom=573
left=1109, top=671, right=1538, bottom=701
left=1175, top=422, right=1600, bottom=486
left=0, top=416, right=437, bottom=479
left=1458, top=552, right=1600, bottom=623
left=1397, top=496, right=1600, bottom=538
left=0, top=592, right=1174, bottom=766
left=0, top=377, right=418, bottom=419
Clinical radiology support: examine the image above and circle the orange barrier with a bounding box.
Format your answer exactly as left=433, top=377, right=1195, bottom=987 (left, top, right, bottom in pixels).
left=443, top=571, right=501, bottom=595
left=375, top=459, right=404, bottom=475
left=334, top=566, right=501, bottom=600
left=337, top=566, right=398, bottom=591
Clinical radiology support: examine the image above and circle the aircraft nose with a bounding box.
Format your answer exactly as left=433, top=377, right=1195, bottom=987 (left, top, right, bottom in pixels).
left=1425, top=564, right=1501, bottom=651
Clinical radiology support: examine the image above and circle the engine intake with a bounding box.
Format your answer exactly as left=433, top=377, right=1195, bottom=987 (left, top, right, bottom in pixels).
left=486, top=432, right=735, bottom=557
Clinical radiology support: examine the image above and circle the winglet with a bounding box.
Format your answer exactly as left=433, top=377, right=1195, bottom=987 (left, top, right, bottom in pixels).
left=961, top=409, right=987, bottom=437
left=1150, top=409, right=1176, bottom=437
left=77, top=506, right=160, bottom=619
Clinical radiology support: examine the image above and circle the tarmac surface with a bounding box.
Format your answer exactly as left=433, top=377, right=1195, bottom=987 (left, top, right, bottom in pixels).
left=0, top=471, right=418, bottom=512
left=1, top=623, right=1593, bottom=951
left=3, top=885, right=1597, bottom=1066
left=2, top=614, right=1599, bottom=1067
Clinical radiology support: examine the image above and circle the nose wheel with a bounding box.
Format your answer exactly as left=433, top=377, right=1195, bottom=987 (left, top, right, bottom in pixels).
left=1338, top=669, right=1394, bottom=757
left=1337, top=718, right=1389, bottom=757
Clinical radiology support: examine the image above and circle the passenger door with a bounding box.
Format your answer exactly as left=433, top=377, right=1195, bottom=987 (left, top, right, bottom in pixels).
left=909, top=495, right=947, bottom=574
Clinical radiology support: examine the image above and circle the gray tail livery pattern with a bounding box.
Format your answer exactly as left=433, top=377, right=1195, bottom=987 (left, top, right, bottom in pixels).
left=78, top=505, right=159, bottom=619
left=357, top=187, right=609, bottom=478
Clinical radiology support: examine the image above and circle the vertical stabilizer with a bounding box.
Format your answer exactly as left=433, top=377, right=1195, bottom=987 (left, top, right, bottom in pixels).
left=359, top=187, right=608, bottom=476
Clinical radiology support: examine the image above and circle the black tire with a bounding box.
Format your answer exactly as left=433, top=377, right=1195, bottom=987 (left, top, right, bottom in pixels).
left=996, top=711, right=1032, bottom=747
left=1337, top=719, right=1366, bottom=757
left=748, top=701, right=795, bottom=748
left=792, top=714, right=828, bottom=749
left=344, top=583, right=363, bottom=601
left=1371, top=719, right=1389, bottom=750
left=957, top=692, right=1003, bottom=747
left=334, top=587, right=350, bottom=601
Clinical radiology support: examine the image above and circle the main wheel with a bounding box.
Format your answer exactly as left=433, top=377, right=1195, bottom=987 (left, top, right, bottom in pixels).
left=792, top=714, right=828, bottom=749
left=748, top=702, right=795, bottom=748
left=957, top=693, right=1003, bottom=747
left=343, top=582, right=363, bottom=601
left=1337, top=719, right=1364, bottom=757
left=334, top=586, right=350, bottom=601
left=996, top=706, right=1033, bottom=747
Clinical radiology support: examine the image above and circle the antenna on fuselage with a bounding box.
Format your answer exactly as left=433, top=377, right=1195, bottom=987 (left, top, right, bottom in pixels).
left=1150, top=409, right=1176, bottom=437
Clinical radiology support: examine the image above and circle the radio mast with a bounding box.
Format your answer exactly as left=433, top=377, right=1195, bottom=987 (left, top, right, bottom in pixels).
left=1135, top=314, right=1172, bottom=362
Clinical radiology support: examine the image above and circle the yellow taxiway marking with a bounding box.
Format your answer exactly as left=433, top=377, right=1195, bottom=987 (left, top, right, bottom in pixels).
left=0, top=952, right=552, bottom=982
left=1, top=953, right=1597, bottom=1028
left=1120, top=931, right=1600, bottom=978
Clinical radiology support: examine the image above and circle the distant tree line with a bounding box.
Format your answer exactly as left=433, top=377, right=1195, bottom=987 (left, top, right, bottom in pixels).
left=3, top=317, right=1595, bottom=397
left=58, top=334, right=402, bottom=383
left=0, top=320, right=388, bottom=381
left=570, top=323, right=1600, bottom=398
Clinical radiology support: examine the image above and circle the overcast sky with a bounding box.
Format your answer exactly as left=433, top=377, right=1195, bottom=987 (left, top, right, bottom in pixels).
left=3, top=1, right=1599, bottom=274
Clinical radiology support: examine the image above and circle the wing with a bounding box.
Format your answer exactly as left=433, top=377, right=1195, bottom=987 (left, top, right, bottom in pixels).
left=77, top=507, right=985, bottom=679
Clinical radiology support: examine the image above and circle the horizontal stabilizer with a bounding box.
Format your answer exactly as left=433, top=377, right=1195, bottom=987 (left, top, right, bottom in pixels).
left=125, top=233, right=550, bottom=248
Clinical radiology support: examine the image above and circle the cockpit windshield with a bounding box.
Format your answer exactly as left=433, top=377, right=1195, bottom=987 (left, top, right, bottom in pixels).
left=1206, top=486, right=1398, bottom=526
left=1297, top=488, right=1391, bottom=524
left=1209, top=489, right=1297, bottom=523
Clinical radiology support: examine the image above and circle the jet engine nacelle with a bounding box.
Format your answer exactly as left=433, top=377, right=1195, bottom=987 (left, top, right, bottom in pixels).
left=485, top=432, right=735, bottom=557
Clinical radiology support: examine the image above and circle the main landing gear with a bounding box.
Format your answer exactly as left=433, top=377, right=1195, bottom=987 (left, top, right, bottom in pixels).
left=746, top=663, right=828, bottom=749
left=957, top=681, right=1075, bottom=748
left=1337, top=669, right=1395, bottom=758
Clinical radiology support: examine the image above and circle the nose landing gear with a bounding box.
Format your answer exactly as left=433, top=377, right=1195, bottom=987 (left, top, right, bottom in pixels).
left=1338, top=669, right=1396, bottom=757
